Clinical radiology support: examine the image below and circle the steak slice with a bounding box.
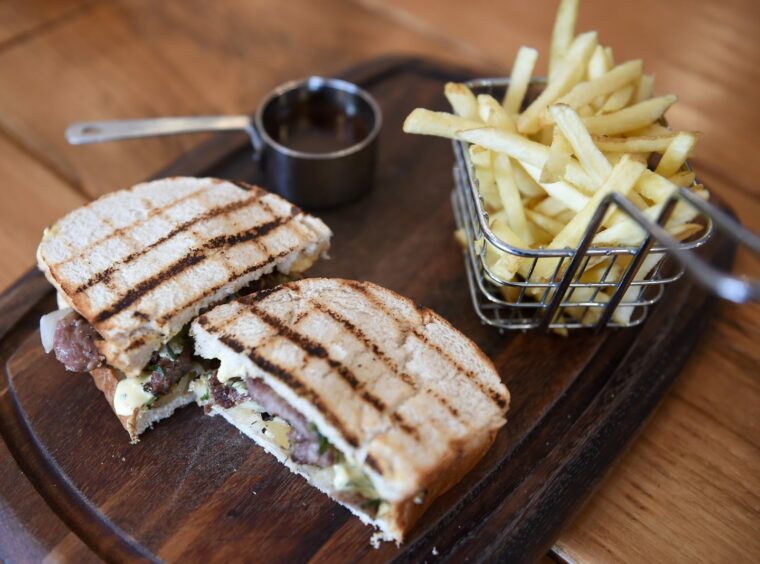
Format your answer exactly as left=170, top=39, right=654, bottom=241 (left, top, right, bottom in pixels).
left=53, top=313, right=104, bottom=372
left=143, top=347, right=194, bottom=396
left=208, top=373, right=248, bottom=408
left=246, top=377, right=335, bottom=467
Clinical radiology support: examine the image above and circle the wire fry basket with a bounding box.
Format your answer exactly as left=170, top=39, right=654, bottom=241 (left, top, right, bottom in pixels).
left=452, top=77, right=760, bottom=332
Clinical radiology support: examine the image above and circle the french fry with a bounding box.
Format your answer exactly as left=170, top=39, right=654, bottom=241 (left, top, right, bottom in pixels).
left=529, top=222, right=554, bottom=246
left=549, top=0, right=579, bottom=78
left=552, top=60, right=642, bottom=113
left=540, top=129, right=574, bottom=182
left=518, top=31, right=598, bottom=134
left=474, top=163, right=502, bottom=211
left=478, top=94, right=515, bottom=130
left=593, top=198, right=703, bottom=246
left=601, top=83, right=635, bottom=112
left=667, top=170, right=696, bottom=188
left=526, top=209, right=565, bottom=236
left=493, top=153, right=532, bottom=243
left=504, top=46, right=539, bottom=115
left=630, top=122, right=671, bottom=136
left=635, top=169, right=677, bottom=203
left=604, top=46, right=615, bottom=67
left=487, top=217, right=531, bottom=277
left=550, top=104, right=612, bottom=186
left=556, top=209, right=576, bottom=223
left=463, top=127, right=598, bottom=193
left=587, top=45, right=610, bottom=80
left=402, top=109, right=482, bottom=139
left=626, top=190, right=649, bottom=210
left=444, top=83, right=479, bottom=120
left=634, top=74, right=655, bottom=103
left=655, top=132, right=697, bottom=177
left=534, top=156, right=646, bottom=281
left=591, top=131, right=701, bottom=153
left=457, top=127, right=550, bottom=169
left=469, top=144, right=491, bottom=168
left=612, top=251, right=664, bottom=325
left=533, top=196, right=570, bottom=217
left=521, top=162, right=590, bottom=211
left=582, top=95, right=677, bottom=135
left=512, top=160, right=547, bottom=197
left=562, top=162, right=597, bottom=193
left=454, top=228, right=468, bottom=248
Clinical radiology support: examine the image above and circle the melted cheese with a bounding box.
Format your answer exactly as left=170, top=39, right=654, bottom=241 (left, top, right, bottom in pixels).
left=216, top=357, right=249, bottom=383
left=332, top=460, right=379, bottom=501
left=114, top=376, right=154, bottom=416
left=264, top=417, right=291, bottom=450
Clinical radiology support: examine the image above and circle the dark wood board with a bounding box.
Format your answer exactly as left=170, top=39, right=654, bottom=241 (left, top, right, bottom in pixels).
left=0, top=57, right=734, bottom=564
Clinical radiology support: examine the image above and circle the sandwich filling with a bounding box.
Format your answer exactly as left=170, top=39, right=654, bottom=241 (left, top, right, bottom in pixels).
left=194, top=373, right=388, bottom=518
left=45, top=272, right=297, bottom=417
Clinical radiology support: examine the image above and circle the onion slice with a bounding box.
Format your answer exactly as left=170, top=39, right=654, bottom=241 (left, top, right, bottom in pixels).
left=40, top=308, right=73, bottom=354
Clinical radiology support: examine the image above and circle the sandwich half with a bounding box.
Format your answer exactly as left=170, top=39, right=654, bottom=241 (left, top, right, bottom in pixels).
left=37, top=177, right=331, bottom=441
left=189, top=278, right=509, bottom=542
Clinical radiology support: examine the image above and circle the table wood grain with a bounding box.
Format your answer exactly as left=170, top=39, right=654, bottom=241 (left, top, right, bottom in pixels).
left=0, top=1, right=757, bottom=562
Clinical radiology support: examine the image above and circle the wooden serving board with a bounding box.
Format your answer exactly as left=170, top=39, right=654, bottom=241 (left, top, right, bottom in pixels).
left=0, top=57, right=735, bottom=563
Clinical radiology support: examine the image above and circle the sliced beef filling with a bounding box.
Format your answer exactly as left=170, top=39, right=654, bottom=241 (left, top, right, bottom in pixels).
left=208, top=373, right=248, bottom=409
left=245, top=377, right=336, bottom=467
left=143, top=346, right=194, bottom=396
left=53, top=313, right=104, bottom=372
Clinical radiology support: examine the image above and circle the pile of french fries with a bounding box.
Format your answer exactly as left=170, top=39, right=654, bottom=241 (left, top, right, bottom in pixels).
left=403, top=0, right=708, bottom=328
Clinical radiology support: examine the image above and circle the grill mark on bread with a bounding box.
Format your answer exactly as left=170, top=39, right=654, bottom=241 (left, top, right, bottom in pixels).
left=313, top=300, right=463, bottom=423
left=55, top=187, right=207, bottom=270
left=345, top=280, right=508, bottom=411
left=365, top=454, right=382, bottom=475
left=75, top=193, right=266, bottom=293
left=154, top=246, right=297, bottom=326
left=413, top=331, right=507, bottom=410
left=252, top=296, right=422, bottom=441
left=93, top=216, right=291, bottom=323
left=125, top=336, right=146, bottom=352
left=154, top=226, right=317, bottom=327
left=246, top=285, right=287, bottom=303
left=218, top=334, right=360, bottom=448
left=312, top=302, right=416, bottom=389
left=249, top=305, right=388, bottom=414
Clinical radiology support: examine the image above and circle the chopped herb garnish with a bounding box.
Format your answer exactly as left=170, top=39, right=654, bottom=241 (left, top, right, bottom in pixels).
left=361, top=499, right=382, bottom=514
left=309, top=422, right=332, bottom=454
left=318, top=433, right=330, bottom=455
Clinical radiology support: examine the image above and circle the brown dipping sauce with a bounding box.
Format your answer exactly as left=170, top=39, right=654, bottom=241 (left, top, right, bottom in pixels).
left=266, top=99, right=370, bottom=154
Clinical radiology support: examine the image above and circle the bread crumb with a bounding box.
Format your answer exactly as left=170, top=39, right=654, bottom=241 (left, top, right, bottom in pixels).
left=370, top=532, right=381, bottom=549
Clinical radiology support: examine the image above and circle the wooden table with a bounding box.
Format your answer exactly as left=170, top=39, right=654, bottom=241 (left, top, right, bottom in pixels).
left=0, top=0, right=757, bottom=561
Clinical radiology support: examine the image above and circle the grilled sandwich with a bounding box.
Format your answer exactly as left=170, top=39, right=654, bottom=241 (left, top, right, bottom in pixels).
left=190, top=278, right=509, bottom=543
left=37, top=177, right=331, bottom=442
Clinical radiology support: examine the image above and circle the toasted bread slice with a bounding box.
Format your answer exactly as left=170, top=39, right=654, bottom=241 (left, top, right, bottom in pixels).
left=190, top=278, right=509, bottom=542
left=37, top=177, right=331, bottom=377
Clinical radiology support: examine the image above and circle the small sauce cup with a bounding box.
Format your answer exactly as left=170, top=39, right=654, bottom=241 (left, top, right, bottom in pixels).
left=66, top=76, right=383, bottom=208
